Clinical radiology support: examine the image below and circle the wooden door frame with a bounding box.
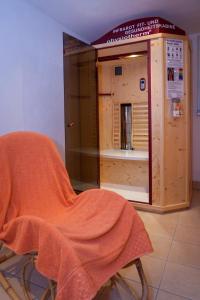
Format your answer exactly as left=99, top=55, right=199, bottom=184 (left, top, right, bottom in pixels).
left=147, top=40, right=152, bottom=205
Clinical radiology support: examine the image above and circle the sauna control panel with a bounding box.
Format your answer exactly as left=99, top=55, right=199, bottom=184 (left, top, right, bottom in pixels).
left=140, top=78, right=146, bottom=91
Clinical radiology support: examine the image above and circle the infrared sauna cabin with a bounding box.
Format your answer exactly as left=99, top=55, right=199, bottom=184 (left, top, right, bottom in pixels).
left=64, top=17, right=192, bottom=212
left=93, top=17, right=192, bottom=212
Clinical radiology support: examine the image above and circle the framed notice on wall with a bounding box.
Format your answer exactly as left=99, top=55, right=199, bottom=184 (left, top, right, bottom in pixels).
left=166, top=39, right=184, bottom=99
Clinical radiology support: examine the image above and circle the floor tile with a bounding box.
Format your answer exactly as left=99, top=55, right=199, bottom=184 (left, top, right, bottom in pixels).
left=125, top=279, right=157, bottom=300
left=145, top=221, right=176, bottom=240
left=146, top=233, right=172, bottom=260
left=95, top=277, right=157, bottom=300
left=138, top=210, right=180, bottom=225
left=174, top=223, right=200, bottom=246
left=101, top=278, right=138, bottom=300
left=157, top=290, right=191, bottom=300
left=160, top=262, right=200, bottom=300
left=168, top=240, right=200, bottom=269
left=138, top=211, right=178, bottom=239
left=178, top=207, right=200, bottom=227
left=120, top=256, right=165, bottom=288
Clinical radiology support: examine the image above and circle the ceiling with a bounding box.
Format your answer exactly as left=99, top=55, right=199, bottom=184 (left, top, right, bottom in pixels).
left=25, top=0, right=200, bottom=43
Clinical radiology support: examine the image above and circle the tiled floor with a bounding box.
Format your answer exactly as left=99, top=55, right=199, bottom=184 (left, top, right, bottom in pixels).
left=120, top=189, right=200, bottom=300
left=0, top=190, right=200, bottom=299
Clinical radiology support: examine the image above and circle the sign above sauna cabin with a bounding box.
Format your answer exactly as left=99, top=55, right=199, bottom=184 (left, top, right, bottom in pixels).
left=92, top=17, right=185, bottom=47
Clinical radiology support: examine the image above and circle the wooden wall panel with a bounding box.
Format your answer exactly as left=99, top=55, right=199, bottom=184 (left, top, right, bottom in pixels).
left=111, top=56, right=148, bottom=103
left=98, top=64, right=113, bottom=150
left=100, top=158, right=149, bottom=187
left=150, top=38, right=165, bottom=206
left=98, top=42, right=147, bottom=59
left=163, top=111, right=187, bottom=204
left=163, top=38, right=191, bottom=205
left=98, top=56, right=148, bottom=150
left=150, top=36, right=191, bottom=208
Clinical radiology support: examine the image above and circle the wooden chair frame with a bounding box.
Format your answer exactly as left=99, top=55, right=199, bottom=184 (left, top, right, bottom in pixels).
left=0, top=242, right=20, bottom=300
left=0, top=242, right=149, bottom=300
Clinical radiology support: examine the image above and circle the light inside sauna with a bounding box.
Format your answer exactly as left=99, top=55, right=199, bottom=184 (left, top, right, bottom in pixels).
left=124, top=54, right=143, bottom=59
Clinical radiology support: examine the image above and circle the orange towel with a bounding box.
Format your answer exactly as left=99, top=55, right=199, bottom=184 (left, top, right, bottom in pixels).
left=0, top=132, right=152, bottom=300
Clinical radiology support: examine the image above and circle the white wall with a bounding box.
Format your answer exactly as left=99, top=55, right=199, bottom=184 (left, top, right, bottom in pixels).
left=0, top=0, right=83, bottom=160
left=190, top=33, right=200, bottom=182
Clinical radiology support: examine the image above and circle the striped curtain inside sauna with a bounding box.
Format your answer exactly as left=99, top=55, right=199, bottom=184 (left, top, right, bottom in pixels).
left=112, top=102, right=149, bottom=150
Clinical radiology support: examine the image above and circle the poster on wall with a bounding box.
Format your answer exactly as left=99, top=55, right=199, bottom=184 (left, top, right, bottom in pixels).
left=166, top=39, right=184, bottom=99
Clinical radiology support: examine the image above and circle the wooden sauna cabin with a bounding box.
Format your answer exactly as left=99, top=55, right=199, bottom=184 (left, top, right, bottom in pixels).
left=92, top=17, right=192, bottom=212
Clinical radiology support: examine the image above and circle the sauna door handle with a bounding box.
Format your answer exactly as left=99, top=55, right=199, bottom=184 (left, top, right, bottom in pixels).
left=67, top=122, right=75, bottom=128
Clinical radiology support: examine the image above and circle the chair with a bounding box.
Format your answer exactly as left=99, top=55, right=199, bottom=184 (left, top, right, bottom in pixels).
left=0, top=131, right=152, bottom=300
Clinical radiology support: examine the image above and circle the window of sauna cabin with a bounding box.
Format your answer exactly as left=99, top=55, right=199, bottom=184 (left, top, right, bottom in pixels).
left=98, top=44, right=150, bottom=203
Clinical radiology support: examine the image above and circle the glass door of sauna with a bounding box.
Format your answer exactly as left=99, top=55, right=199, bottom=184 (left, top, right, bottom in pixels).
left=63, top=33, right=99, bottom=192
left=98, top=52, right=150, bottom=203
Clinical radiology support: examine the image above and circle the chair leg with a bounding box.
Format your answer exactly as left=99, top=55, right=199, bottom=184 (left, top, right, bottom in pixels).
left=0, top=248, right=16, bottom=264
left=41, top=287, right=51, bottom=300
left=116, top=258, right=148, bottom=300
left=134, top=258, right=148, bottom=300
left=0, top=272, right=21, bottom=300
left=48, top=279, right=56, bottom=300
left=40, top=280, right=56, bottom=300
left=0, top=244, right=21, bottom=300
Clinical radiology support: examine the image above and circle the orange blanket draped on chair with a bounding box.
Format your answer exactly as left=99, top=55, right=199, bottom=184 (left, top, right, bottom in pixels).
left=0, top=132, right=152, bottom=300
